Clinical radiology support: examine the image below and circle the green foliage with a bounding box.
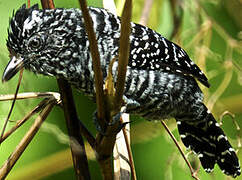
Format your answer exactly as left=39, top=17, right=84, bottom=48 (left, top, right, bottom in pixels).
left=0, top=0, right=241, bottom=179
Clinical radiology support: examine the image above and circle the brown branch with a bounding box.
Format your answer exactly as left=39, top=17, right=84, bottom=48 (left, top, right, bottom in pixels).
left=57, top=79, right=92, bottom=180
left=139, top=0, right=154, bottom=26
left=96, top=1, right=133, bottom=179
left=78, top=1, right=114, bottom=179
left=103, top=3, right=136, bottom=179
left=0, top=69, right=23, bottom=144
left=0, top=92, right=60, bottom=101
left=0, top=99, right=50, bottom=143
left=41, top=1, right=91, bottom=179
left=0, top=99, right=55, bottom=179
left=160, top=121, right=200, bottom=180
left=78, top=0, right=106, bottom=130
left=114, top=0, right=132, bottom=111
left=40, top=0, right=55, bottom=9
left=121, top=117, right=136, bottom=180
left=78, top=0, right=134, bottom=179
left=27, top=0, right=31, bottom=8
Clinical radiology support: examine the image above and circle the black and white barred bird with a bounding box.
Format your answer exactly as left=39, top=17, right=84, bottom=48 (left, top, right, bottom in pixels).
left=2, top=4, right=240, bottom=177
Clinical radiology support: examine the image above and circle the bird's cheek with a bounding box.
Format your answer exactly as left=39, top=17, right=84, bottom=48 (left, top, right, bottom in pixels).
left=2, top=56, right=25, bottom=82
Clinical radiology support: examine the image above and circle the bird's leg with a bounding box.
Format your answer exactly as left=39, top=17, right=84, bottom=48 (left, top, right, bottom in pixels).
left=93, top=111, right=105, bottom=134
left=93, top=108, right=130, bottom=136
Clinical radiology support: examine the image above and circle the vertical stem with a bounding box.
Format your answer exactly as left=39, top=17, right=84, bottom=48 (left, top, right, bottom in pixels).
left=40, top=1, right=91, bottom=179
left=160, top=121, right=200, bottom=180
left=0, top=101, right=54, bottom=179
left=57, top=79, right=91, bottom=180
left=0, top=69, right=23, bottom=143
left=78, top=0, right=106, bottom=130
left=114, top=0, right=132, bottom=111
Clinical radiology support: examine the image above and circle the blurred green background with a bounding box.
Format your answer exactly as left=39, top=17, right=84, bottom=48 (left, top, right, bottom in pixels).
left=0, top=0, right=241, bottom=179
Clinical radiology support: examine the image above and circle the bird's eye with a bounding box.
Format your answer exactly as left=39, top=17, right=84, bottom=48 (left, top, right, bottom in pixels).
left=28, top=35, right=42, bottom=51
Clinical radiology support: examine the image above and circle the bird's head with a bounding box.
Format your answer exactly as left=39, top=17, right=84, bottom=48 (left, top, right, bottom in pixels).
left=2, top=4, right=82, bottom=82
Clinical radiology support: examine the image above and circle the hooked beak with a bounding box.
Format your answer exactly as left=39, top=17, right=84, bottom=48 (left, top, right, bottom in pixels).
left=2, top=56, right=25, bottom=83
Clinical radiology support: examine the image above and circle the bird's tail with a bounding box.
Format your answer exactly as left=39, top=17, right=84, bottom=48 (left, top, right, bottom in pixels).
left=175, top=104, right=240, bottom=178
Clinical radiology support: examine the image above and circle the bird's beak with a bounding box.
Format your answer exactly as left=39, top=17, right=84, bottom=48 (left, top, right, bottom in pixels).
left=2, top=56, right=25, bottom=83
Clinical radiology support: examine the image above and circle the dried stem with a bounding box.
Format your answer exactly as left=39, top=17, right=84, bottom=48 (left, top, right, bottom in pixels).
left=27, top=0, right=31, bottom=8
left=0, top=99, right=51, bottom=143
left=0, top=69, right=23, bottom=144
left=160, top=121, right=200, bottom=180
left=0, top=92, right=60, bottom=101
left=0, top=99, right=55, bottom=179
left=120, top=116, right=136, bottom=180
left=104, top=1, right=136, bottom=179
left=41, top=1, right=91, bottom=179
left=139, top=0, right=154, bottom=26
left=78, top=1, right=113, bottom=179
left=57, top=79, right=91, bottom=180
left=114, top=0, right=132, bottom=111
left=78, top=0, right=106, bottom=130
left=40, top=0, right=55, bottom=9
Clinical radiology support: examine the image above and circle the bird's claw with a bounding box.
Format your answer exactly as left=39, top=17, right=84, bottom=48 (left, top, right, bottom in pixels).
left=93, top=110, right=130, bottom=136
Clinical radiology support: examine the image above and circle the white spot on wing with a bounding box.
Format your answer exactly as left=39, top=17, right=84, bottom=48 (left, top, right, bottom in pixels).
left=217, top=134, right=227, bottom=141
left=180, top=134, right=186, bottom=138
left=161, top=38, right=168, bottom=47
left=143, top=35, right=149, bottom=40
left=198, top=153, right=203, bottom=158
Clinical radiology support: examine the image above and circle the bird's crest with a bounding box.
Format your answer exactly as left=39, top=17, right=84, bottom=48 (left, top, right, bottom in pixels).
left=7, top=4, right=39, bottom=53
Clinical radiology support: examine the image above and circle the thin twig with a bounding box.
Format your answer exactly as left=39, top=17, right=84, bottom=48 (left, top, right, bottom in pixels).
left=113, top=1, right=135, bottom=178
left=120, top=115, right=137, bottom=180
left=27, top=0, right=30, bottom=8
left=0, top=92, right=60, bottom=101
left=0, top=99, right=51, bottom=143
left=103, top=2, right=135, bottom=179
left=78, top=0, right=106, bottom=130
left=0, top=69, right=23, bottom=144
left=0, top=99, right=55, bottom=179
left=57, top=79, right=92, bottom=180
left=113, top=113, right=131, bottom=180
left=139, top=0, right=154, bottom=26
left=207, top=62, right=233, bottom=110
left=41, top=1, right=91, bottom=179
left=78, top=1, right=117, bottom=179
left=114, top=0, right=132, bottom=111
left=40, top=0, right=55, bottom=9
left=160, top=121, right=200, bottom=180
left=219, top=111, right=241, bottom=149
left=96, top=0, right=133, bottom=178
left=170, top=0, right=183, bottom=39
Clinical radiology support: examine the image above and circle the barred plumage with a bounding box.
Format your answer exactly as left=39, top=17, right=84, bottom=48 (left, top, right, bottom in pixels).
left=2, top=4, right=240, bottom=177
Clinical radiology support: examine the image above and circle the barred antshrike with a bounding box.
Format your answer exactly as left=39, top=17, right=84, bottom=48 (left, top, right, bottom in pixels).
left=2, top=4, right=240, bottom=177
